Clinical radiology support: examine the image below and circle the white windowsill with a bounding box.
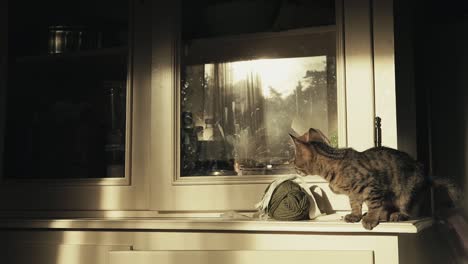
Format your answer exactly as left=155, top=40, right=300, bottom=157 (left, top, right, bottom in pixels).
left=0, top=213, right=433, bottom=234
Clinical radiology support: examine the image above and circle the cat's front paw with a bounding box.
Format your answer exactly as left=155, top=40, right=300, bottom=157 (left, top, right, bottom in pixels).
left=344, top=213, right=362, bottom=223
left=361, top=215, right=379, bottom=230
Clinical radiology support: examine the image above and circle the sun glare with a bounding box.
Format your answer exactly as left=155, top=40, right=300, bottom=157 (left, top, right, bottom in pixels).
left=229, top=56, right=326, bottom=98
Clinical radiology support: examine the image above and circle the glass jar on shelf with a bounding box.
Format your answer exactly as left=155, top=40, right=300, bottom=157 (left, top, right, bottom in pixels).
left=103, top=81, right=125, bottom=177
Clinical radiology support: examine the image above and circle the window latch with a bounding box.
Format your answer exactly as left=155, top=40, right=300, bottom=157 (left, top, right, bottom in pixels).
left=374, top=116, right=382, bottom=147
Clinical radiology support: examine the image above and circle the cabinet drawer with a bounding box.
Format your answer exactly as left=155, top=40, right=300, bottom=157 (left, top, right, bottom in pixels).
left=109, top=250, right=374, bottom=264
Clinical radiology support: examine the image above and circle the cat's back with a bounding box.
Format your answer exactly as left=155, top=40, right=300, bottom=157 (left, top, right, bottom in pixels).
left=310, top=141, right=355, bottom=159
left=363, top=146, right=415, bottom=162
left=362, top=146, right=423, bottom=174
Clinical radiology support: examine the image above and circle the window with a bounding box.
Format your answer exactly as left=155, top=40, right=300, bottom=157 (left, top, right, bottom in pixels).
left=180, top=0, right=341, bottom=178
left=151, top=0, right=396, bottom=211
left=181, top=31, right=339, bottom=177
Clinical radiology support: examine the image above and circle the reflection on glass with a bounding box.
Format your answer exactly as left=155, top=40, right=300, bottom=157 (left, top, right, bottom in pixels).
left=181, top=56, right=337, bottom=176
left=4, top=0, right=128, bottom=179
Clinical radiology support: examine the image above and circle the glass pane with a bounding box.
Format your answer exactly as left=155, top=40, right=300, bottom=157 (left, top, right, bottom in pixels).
left=4, top=0, right=129, bottom=178
left=181, top=0, right=337, bottom=177
left=182, top=55, right=337, bottom=176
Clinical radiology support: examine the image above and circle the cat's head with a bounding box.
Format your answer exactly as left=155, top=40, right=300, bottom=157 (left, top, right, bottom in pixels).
left=290, top=134, right=316, bottom=176
left=290, top=128, right=330, bottom=176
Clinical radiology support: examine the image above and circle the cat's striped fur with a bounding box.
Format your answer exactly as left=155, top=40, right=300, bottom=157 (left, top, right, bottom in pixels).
left=291, top=130, right=429, bottom=230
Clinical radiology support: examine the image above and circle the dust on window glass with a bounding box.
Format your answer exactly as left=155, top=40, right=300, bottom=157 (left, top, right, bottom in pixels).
left=180, top=0, right=337, bottom=177
left=181, top=55, right=337, bottom=176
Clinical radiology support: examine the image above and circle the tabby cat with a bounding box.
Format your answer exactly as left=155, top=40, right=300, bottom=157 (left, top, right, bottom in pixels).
left=291, top=128, right=459, bottom=230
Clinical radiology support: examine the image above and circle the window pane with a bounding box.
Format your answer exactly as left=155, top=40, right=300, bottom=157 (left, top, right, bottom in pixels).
left=181, top=55, right=337, bottom=176
left=181, top=0, right=337, bottom=177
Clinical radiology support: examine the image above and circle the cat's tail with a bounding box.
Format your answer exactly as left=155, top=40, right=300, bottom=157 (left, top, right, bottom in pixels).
left=430, top=177, right=463, bottom=207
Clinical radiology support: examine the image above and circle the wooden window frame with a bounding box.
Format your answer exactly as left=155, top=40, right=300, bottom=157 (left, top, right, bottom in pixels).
left=150, top=0, right=398, bottom=212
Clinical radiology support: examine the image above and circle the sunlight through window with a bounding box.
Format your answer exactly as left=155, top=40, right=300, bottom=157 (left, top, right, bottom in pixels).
left=181, top=56, right=337, bottom=176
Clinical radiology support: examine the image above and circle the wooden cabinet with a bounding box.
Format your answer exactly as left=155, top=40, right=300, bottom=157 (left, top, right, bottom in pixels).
left=0, top=218, right=450, bottom=264
left=0, top=1, right=442, bottom=263
left=3, top=243, right=131, bottom=264
left=0, top=1, right=441, bottom=263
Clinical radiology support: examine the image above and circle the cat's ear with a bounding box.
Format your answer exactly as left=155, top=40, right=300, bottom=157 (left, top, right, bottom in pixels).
left=289, top=134, right=312, bottom=158
left=295, top=131, right=308, bottom=142
left=307, top=128, right=318, bottom=142
left=313, top=128, right=331, bottom=145
left=305, top=128, right=331, bottom=145
left=289, top=133, right=304, bottom=145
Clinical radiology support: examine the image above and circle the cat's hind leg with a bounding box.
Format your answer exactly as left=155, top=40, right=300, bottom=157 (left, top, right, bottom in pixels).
left=389, top=212, right=410, bottom=221
left=379, top=200, right=399, bottom=222
left=390, top=169, right=425, bottom=222
left=379, top=209, right=390, bottom=222
left=389, top=193, right=411, bottom=221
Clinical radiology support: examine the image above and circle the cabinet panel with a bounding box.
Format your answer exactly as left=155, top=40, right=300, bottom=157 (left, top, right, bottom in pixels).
left=110, top=250, right=374, bottom=264
left=1, top=243, right=131, bottom=264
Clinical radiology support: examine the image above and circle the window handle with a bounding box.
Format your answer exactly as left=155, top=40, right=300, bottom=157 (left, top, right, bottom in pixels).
left=374, top=116, right=382, bottom=147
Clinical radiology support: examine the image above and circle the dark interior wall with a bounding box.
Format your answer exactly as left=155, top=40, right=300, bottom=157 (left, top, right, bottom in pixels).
left=411, top=1, right=468, bottom=214
left=423, top=21, right=467, bottom=184
left=0, top=0, right=6, bottom=179
left=393, top=0, right=418, bottom=159
left=395, top=0, right=468, bottom=216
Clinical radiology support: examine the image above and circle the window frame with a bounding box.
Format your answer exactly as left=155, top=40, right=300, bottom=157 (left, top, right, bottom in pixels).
left=149, top=0, right=398, bottom=212
left=177, top=25, right=345, bottom=184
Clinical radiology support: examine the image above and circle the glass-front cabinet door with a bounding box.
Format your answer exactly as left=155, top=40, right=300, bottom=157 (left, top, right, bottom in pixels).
left=3, top=0, right=129, bottom=179
left=152, top=0, right=392, bottom=211
left=0, top=0, right=151, bottom=211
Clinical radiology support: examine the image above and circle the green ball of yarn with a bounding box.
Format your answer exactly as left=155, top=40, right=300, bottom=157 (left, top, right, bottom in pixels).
left=268, top=180, right=310, bottom=221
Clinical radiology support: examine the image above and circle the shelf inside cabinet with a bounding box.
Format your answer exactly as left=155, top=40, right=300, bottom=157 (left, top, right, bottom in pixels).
left=14, top=47, right=128, bottom=64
